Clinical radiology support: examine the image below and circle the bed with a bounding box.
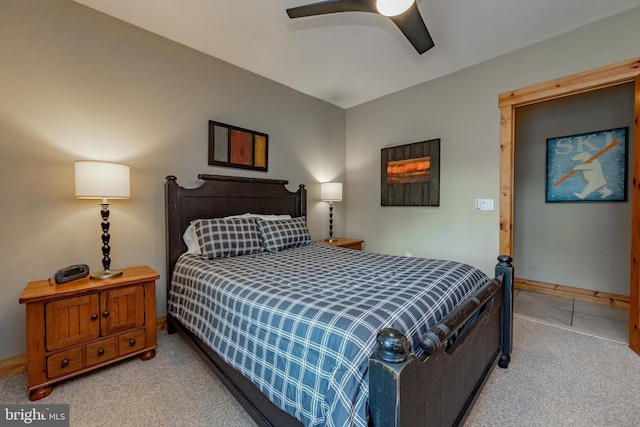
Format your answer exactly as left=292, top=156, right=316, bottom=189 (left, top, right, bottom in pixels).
left=165, top=174, right=514, bottom=427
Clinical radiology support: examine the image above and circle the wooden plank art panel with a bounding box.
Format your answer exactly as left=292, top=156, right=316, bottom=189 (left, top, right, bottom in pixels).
left=381, top=139, right=440, bottom=206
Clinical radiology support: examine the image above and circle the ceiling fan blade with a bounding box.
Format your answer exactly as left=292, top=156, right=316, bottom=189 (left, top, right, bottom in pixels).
left=389, top=3, right=434, bottom=54
left=286, top=0, right=376, bottom=19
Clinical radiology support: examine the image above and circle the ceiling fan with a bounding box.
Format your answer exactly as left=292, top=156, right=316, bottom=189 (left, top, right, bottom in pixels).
left=286, top=0, right=434, bottom=54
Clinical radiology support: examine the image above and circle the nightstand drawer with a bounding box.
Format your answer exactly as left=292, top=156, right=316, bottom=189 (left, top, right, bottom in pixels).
left=118, top=329, right=146, bottom=356
left=47, top=347, right=82, bottom=379
left=86, top=338, right=117, bottom=367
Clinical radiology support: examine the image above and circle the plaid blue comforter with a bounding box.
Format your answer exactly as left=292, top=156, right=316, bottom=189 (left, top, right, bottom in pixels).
left=168, top=243, right=488, bottom=427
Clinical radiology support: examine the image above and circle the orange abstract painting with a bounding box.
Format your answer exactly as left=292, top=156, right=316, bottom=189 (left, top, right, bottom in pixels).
left=386, top=157, right=430, bottom=184
left=230, top=130, right=253, bottom=166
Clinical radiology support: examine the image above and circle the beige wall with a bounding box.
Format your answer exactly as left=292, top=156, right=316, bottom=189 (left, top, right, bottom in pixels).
left=345, top=7, right=640, bottom=276
left=3, top=0, right=640, bottom=362
left=0, top=0, right=345, bottom=359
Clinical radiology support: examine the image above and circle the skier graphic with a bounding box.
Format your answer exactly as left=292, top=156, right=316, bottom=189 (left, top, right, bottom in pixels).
left=569, top=151, right=613, bottom=199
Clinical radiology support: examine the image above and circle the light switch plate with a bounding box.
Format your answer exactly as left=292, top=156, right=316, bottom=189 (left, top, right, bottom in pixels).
left=475, top=199, right=494, bottom=211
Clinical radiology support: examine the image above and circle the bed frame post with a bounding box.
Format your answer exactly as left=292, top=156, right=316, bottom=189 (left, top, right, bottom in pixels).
left=369, top=329, right=412, bottom=427
left=496, top=255, right=514, bottom=368
left=165, top=175, right=179, bottom=334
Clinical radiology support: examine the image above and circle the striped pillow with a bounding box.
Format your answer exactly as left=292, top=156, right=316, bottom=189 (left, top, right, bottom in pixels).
left=192, top=218, right=261, bottom=259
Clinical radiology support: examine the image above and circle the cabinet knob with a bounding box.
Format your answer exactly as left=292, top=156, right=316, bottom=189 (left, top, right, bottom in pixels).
left=91, top=314, right=98, bottom=321
left=129, top=339, right=136, bottom=347
left=61, top=359, right=69, bottom=367
left=97, top=348, right=105, bottom=356
left=102, top=311, right=109, bottom=318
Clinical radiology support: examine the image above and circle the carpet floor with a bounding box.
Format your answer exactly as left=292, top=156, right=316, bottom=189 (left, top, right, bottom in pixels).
left=464, top=315, right=640, bottom=426
left=0, top=331, right=257, bottom=427
left=2, top=316, right=639, bottom=426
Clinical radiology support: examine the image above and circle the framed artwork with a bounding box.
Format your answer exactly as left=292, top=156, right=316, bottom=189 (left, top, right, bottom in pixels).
left=546, top=127, right=628, bottom=202
left=381, top=139, right=440, bottom=206
left=208, top=121, right=268, bottom=171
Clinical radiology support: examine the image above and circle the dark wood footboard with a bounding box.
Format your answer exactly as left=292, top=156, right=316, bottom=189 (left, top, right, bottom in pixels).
left=369, top=256, right=514, bottom=427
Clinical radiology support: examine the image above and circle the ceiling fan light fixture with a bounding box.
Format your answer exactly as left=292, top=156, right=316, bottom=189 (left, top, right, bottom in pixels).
left=376, top=0, right=414, bottom=17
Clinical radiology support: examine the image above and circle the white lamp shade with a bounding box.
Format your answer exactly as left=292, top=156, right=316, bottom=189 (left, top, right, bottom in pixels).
left=376, top=0, right=414, bottom=16
left=75, top=161, right=130, bottom=199
left=321, top=182, right=343, bottom=202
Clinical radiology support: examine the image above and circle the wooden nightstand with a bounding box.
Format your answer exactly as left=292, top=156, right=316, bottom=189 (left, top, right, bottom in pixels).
left=19, top=265, right=159, bottom=401
left=318, top=238, right=364, bottom=250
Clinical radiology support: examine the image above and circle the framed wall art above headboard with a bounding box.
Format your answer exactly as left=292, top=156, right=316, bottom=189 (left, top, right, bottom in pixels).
left=208, top=121, right=268, bottom=172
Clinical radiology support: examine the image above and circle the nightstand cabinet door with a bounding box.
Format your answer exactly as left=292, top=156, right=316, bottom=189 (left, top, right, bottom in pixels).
left=100, top=285, right=145, bottom=335
left=45, top=294, right=100, bottom=352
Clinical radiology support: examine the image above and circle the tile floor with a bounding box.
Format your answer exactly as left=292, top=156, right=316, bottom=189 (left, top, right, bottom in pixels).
left=514, top=289, right=629, bottom=343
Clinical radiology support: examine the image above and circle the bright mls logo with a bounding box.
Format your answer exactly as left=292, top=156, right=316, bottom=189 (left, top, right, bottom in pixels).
left=1, top=405, right=69, bottom=426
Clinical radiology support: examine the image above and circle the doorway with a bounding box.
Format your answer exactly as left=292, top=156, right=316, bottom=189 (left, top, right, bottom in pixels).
left=498, top=57, right=640, bottom=354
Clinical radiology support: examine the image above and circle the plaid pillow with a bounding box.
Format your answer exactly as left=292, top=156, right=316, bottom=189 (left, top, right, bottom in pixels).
left=256, top=216, right=311, bottom=253
left=192, top=218, right=262, bottom=259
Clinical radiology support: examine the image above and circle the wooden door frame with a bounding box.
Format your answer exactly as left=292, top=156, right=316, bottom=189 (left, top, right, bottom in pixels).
left=498, top=57, right=640, bottom=353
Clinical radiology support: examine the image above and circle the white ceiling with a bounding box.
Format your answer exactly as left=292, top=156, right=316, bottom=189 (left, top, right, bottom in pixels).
left=73, top=0, right=640, bottom=109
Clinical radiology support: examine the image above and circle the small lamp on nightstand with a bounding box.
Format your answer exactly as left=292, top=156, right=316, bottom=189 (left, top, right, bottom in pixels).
left=75, top=160, right=130, bottom=280
left=320, top=182, right=342, bottom=243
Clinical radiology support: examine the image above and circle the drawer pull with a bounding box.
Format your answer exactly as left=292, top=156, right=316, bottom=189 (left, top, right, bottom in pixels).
left=129, top=339, right=136, bottom=347
left=91, top=313, right=98, bottom=321
left=97, top=348, right=105, bottom=356
left=102, top=311, right=109, bottom=318
left=61, top=359, right=69, bottom=367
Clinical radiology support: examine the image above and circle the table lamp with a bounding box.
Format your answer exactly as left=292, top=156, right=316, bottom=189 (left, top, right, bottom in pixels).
left=320, top=182, right=342, bottom=243
left=74, top=160, right=130, bottom=279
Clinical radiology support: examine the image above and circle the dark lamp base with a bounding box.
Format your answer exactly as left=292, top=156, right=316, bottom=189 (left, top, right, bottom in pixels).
left=90, top=269, right=123, bottom=280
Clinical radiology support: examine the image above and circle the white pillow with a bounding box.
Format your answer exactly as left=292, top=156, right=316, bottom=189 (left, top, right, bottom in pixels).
left=225, top=213, right=292, bottom=221
left=183, top=224, right=201, bottom=255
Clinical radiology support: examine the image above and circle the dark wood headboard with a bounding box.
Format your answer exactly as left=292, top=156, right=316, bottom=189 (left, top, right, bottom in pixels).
left=164, top=174, right=307, bottom=288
